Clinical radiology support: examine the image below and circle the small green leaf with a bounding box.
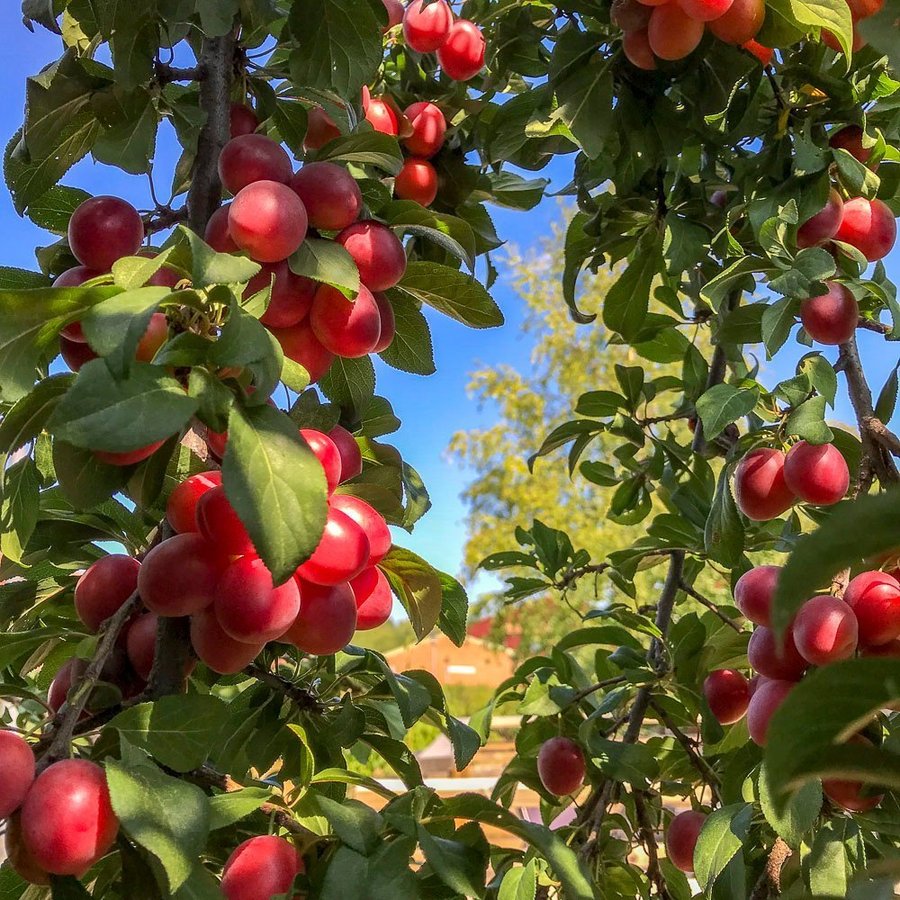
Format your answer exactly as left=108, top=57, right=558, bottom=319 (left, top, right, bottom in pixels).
left=417, top=825, right=487, bottom=898
left=783, top=395, right=834, bottom=444
left=705, top=464, right=744, bottom=567
left=378, top=292, right=435, bottom=376
left=693, top=803, right=753, bottom=893
left=498, top=862, right=537, bottom=900
left=380, top=546, right=443, bottom=641
left=393, top=262, right=503, bottom=329
left=314, top=131, right=403, bottom=174
left=288, top=238, right=359, bottom=298
left=758, top=765, right=821, bottom=847
left=319, top=356, right=376, bottom=414
left=208, top=787, right=272, bottom=831
left=695, top=384, right=758, bottom=440
left=602, top=228, right=662, bottom=341
left=317, top=795, right=383, bottom=855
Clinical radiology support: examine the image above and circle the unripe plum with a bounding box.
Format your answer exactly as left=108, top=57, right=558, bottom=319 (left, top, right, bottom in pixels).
left=349, top=567, right=393, bottom=630
left=647, top=5, right=705, bottom=60
left=190, top=608, right=264, bottom=675
left=823, top=735, right=884, bottom=812
left=793, top=595, right=859, bottom=666
left=403, top=102, right=447, bottom=158
left=783, top=441, right=850, bottom=506
left=678, top=0, right=734, bottom=22
left=834, top=197, right=897, bottom=262
left=60, top=334, right=98, bottom=372
left=537, top=737, right=586, bottom=796
left=364, top=95, right=399, bottom=136
left=703, top=668, right=750, bottom=725
left=734, top=448, right=796, bottom=521
left=665, top=810, right=706, bottom=873
left=221, top=835, right=304, bottom=900
left=830, top=125, right=872, bottom=163
left=5, top=813, right=49, bottom=885
left=138, top=533, right=226, bottom=617
left=21, top=759, right=119, bottom=876
left=228, top=181, right=308, bottom=264
left=797, top=189, right=844, bottom=249
left=844, top=570, right=900, bottom=647
left=611, top=0, right=653, bottom=31
left=196, top=486, right=256, bottom=556
left=246, top=262, right=316, bottom=330
left=230, top=104, right=259, bottom=138
left=437, top=20, right=486, bottom=82
left=135, top=312, right=168, bottom=362
left=382, top=0, right=404, bottom=29
left=215, top=556, right=302, bottom=644
left=94, top=440, right=165, bottom=467
left=329, top=494, right=391, bottom=565
left=403, top=0, right=453, bottom=52
left=708, top=0, right=764, bottom=42
left=623, top=30, right=657, bottom=70
left=746, top=678, right=794, bottom=745
left=310, top=284, right=382, bottom=358
left=328, top=425, right=363, bottom=482
left=304, top=107, right=340, bottom=151
left=68, top=196, right=144, bottom=272
left=336, top=221, right=407, bottom=292
left=270, top=319, right=335, bottom=384
left=290, top=162, right=363, bottom=232
left=799, top=282, right=858, bottom=346
left=747, top=625, right=808, bottom=680
left=167, top=470, right=223, bottom=534
left=205, top=204, right=238, bottom=253
left=284, top=579, right=358, bottom=655
left=373, top=292, right=396, bottom=353
left=734, top=565, right=781, bottom=627
left=74, top=554, right=141, bottom=633
left=295, top=508, right=370, bottom=586
left=218, top=134, right=292, bottom=195
left=48, top=658, right=87, bottom=714
left=0, top=731, right=35, bottom=818
left=395, top=158, right=438, bottom=206
left=300, top=429, right=342, bottom=493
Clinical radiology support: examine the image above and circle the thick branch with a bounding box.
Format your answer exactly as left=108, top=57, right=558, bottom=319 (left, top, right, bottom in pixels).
left=38, top=592, right=142, bottom=769
left=143, top=205, right=188, bottom=236
left=634, top=791, right=670, bottom=899
left=187, top=34, right=237, bottom=233
left=155, top=62, right=206, bottom=84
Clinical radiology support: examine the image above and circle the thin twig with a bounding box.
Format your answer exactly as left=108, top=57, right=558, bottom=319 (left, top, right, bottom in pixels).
left=566, top=675, right=628, bottom=707
left=246, top=663, right=323, bottom=713
left=857, top=318, right=891, bottom=335
left=633, top=791, right=670, bottom=899
left=678, top=580, right=743, bottom=633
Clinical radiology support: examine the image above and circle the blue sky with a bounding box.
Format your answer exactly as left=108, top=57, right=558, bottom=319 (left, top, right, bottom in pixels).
left=2, top=10, right=898, bottom=597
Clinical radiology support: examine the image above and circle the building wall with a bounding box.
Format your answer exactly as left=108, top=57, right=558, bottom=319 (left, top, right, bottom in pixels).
left=385, top=634, right=515, bottom=686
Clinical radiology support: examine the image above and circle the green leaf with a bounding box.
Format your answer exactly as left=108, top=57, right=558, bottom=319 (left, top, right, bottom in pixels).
left=833, top=148, right=880, bottom=199
left=317, top=794, right=383, bottom=855
left=695, top=384, right=758, bottom=440
left=314, top=131, right=404, bottom=175
left=166, top=226, right=260, bottom=288
left=93, top=89, right=158, bottom=175
left=875, top=363, right=899, bottom=424
left=417, top=825, right=487, bottom=898
left=393, top=263, right=503, bottom=329
left=799, top=353, right=838, bottom=408
left=48, top=359, right=198, bottom=452
left=378, top=292, right=435, bottom=376
left=783, top=395, right=834, bottom=444
left=26, top=184, right=90, bottom=234
left=106, top=758, right=210, bottom=893
left=766, top=0, right=853, bottom=54
left=765, top=659, right=900, bottom=807
left=704, top=464, right=744, bottom=567
left=437, top=571, right=468, bottom=648
left=319, top=356, right=376, bottom=415
left=758, top=765, right=821, bottom=848
left=0, top=458, right=40, bottom=564
left=383, top=201, right=477, bottom=270
left=771, top=491, right=900, bottom=633
left=197, top=0, right=240, bottom=36
left=0, top=283, right=119, bottom=401
left=0, top=373, right=73, bottom=458
left=288, top=238, right=359, bottom=298
left=805, top=819, right=864, bottom=897
left=288, top=0, right=384, bottom=100
left=272, top=100, right=309, bottom=156
left=320, top=841, right=418, bottom=899
left=761, top=297, right=798, bottom=358
left=380, top=546, right=443, bottom=641
left=108, top=696, right=227, bottom=772
left=210, top=306, right=283, bottom=401
left=602, top=228, right=662, bottom=341
left=208, top=787, right=271, bottom=831
left=222, top=403, right=328, bottom=583
left=52, top=440, right=130, bottom=507
left=693, top=803, right=753, bottom=893
left=498, top=862, right=537, bottom=900
left=585, top=735, right=659, bottom=788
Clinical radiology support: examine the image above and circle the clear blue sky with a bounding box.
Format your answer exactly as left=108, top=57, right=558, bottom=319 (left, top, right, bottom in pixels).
left=2, top=11, right=898, bottom=594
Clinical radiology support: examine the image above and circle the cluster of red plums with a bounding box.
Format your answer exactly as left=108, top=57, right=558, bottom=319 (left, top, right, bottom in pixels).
left=613, top=0, right=772, bottom=69
left=734, top=440, right=850, bottom=522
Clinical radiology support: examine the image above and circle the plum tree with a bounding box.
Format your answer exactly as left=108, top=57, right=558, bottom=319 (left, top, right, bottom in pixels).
left=229, top=104, right=259, bottom=138
left=611, top=0, right=653, bottom=30
left=303, top=107, right=341, bottom=150
left=708, top=0, right=765, bottom=42
left=799, top=282, right=859, bottom=345
left=830, top=125, right=873, bottom=163
left=793, top=595, right=859, bottom=665
left=246, top=262, right=316, bottom=330
left=381, top=0, right=404, bottom=30
left=395, top=158, right=439, bottom=207
left=363, top=93, right=400, bottom=136
left=204, top=203, right=238, bottom=253
left=403, top=0, right=453, bottom=52
left=300, top=429, right=343, bottom=493
left=94, top=440, right=165, bottom=467
left=20, top=760, right=119, bottom=876
left=329, top=494, right=392, bottom=565
left=437, top=20, right=487, bottom=82
left=336, top=221, right=407, bottom=291
left=196, top=486, right=256, bottom=556
left=733, top=448, right=796, bottom=521
left=734, top=565, right=782, bottom=627
left=834, top=197, right=897, bottom=261
left=221, top=835, right=303, bottom=900
left=217, top=134, right=292, bottom=194
left=822, top=737, right=884, bottom=813
left=843, top=570, right=900, bottom=646
left=5, top=814, right=49, bottom=886
left=403, top=102, right=447, bottom=157
left=283, top=580, right=358, bottom=655
left=327, top=425, right=363, bottom=481
left=703, top=668, right=750, bottom=724
left=290, top=162, right=363, bottom=231
left=190, top=608, right=265, bottom=675
left=797, top=190, right=844, bottom=249
left=783, top=441, right=850, bottom=506
left=747, top=679, right=795, bottom=746
left=0, top=732, right=35, bottom=819
left=74, top=554, right=141, bottom=633
left=124, top=613, right=159, bottom=681
left=665, top=810, right=706, bottom=873
left=67, top=197, right=144, bottom=272
left=228, top=181, right=308, bottom=263
left=537, top=737, right=586, bottom=796
left=678, top=0, right=734, bottom=22
left=167, top=471, right=222, bottom=534
left=349, top=567, right=394, bottom=630
left=296, top=507, right=370, bottom=585
left=309, top=284, right=383, bottom=358
left=270, top=318, right=335, bottom=383
left=647, top=5, right=705, bottom=60
left=372, top=292, right=397, bottom=352
left=747, top=624, right=808, bottom=680
left=137, top=534, right=225, bottom=617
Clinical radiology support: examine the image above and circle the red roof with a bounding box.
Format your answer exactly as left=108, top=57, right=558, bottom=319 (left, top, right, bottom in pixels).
left=467, top=616, right=521, bottom=650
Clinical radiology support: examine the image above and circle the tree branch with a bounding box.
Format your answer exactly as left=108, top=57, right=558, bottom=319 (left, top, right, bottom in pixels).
left=187, top=33, right=237, bottom=234
left=246, top=663, right=323, bottom=713
left=633, top=790, right=670, bottom=899
left=749, top=837, right=792, bottom=899
left=678, top=579, right=743, bottom=632
left=154, top=62, right=206, bottom=84
left=143, top=205, right=188, bottom=236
